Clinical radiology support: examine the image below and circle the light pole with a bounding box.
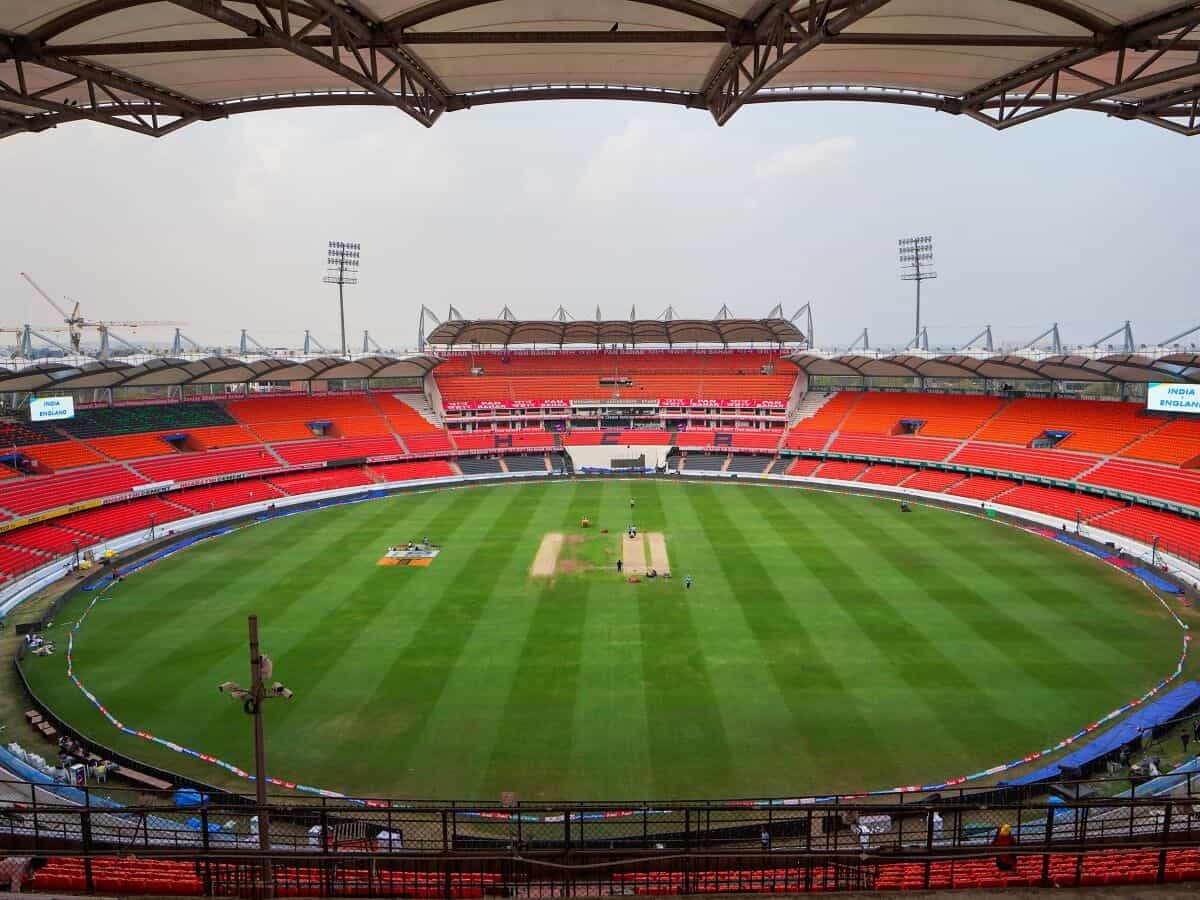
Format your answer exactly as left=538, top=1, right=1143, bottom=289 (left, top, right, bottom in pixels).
left=219, top=615, right=294, bottom=899
left=148, top=512, right=157, bottom=542
left=899, top=236, right=936, bottom=346
left=323, top=241, right=360, bottom=358
left=1152, top=536, right=1161, bottom=568
left=1075, top=509, right=1081, bottom=534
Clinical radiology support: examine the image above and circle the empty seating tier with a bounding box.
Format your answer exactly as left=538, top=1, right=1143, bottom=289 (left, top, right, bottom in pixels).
left=368, top=460, right=455, bottom=482
left=999, top=485, right=1125, bottom=521
left=903, top=470, right=967, bottom=492
left=186, top=425, right=260, bottom=449
left=944, top=476, right=1018, bottom=500
left=272, top=436, right=401, bottom=466
left=814, top=461, right=868, bottom=481
left=829, top=432, right=960, bottom=462
left=2, top=522, right=86, bottom=555
left=227, top=394, right=378, bottom=422
left=858, top=464, right=918, bottom=485
left=1121, top=418, right=1200, bottom=465
left=57, top=497, right=190, bottom=538
left=20, top=441, right=106, bottom=470
left=949, top=444, right=1099, bottom=480
left=401, top=432, right=455, bottom=454
left=973, top=397, right=1158, bottom=453
left=133, top=447, right=280, bottom=482
left=0, top=544, right=47, bottom=580
left=784, top=458, right=822, bottom=477
left=88, top=433, right=177, bottom=461
left=0, top=419, right=65, bottom=446
left=0, top=465, right=147, bottom=515
left=1094, top=506, right=1200, bottom=560
left=783, top=428, right=831, bottom=450
left=267, top=468, right=373, bottom=495
left=1082, top=459, right=1200, bottom=508
left=837, top=391, right=1005, bottom=438
left=169, top=479, right=284, bottom=512
left=60, top=401, right=235, bottom=439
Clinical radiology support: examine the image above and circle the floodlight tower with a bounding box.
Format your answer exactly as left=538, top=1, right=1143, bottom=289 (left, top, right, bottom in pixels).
left=898, top=236, right=936, bottom=346
left=323, top=241, right=360, bottom=357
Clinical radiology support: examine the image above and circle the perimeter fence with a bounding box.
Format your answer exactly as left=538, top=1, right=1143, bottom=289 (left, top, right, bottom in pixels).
left=2, top=777, right=1199, bottom=896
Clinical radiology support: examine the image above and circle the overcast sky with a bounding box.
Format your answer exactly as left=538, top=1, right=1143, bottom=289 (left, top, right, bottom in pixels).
left=1, top=100, right=1197, bottom=353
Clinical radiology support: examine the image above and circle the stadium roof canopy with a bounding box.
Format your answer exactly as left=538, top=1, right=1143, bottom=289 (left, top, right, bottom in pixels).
left=3, top=2, right=1200, bottom=141
left=0, top=353, right=441, bottom=391
left=786, top=350, right=1200, bottom=382
left=0, top=349, right=1197, bottom=388
left=425, top=316, right=805, bottom=346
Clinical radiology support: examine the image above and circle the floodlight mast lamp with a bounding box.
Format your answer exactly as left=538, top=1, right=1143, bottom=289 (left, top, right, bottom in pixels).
left=899, top=236, right=936, bottom=346
left=323, top=241, right=360, bottom=357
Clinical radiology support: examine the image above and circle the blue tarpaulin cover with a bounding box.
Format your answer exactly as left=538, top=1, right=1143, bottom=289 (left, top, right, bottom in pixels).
left=1002, top=680, right=1200, bottom=786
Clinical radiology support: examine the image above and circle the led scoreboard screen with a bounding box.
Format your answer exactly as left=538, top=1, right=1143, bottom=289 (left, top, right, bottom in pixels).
left=29, top=396, right=76, bottom=422
left=1146, top=383, right=1200, bottom=415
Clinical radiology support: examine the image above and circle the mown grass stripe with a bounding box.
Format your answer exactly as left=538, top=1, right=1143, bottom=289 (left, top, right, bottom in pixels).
left=738, top=485, right=1028, bottom=760
left=636, top=479, right=738, bottom=798
left=813, top=492, right=1103, bottom=692
left=479, top=481, right=599, bottom=798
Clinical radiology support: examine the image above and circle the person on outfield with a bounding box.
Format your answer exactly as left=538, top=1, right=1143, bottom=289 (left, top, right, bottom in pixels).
left=616, top=559, right=623, bottom=574
left=685, top=575, right=693, bottom=590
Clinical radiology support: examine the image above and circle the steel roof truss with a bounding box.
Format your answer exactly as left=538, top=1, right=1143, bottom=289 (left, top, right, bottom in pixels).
left=706, top=0, right=892, bottom=125
left=167, top=0, right=446, bottom=127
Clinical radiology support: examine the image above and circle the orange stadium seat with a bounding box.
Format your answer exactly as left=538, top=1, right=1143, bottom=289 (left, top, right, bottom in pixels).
left=790, top=392, right=861, bottom=431
left=999, top=484, right=1125, bottom=521
left=1082, top=459, right=1200, bottom=507
left=186, top=424, right=260, bottom=449
left=944, top=476, right=1019, bottom=500
left=903, top=470, right=967, bottom=492
left=782, top=428, right=831, bottom=450
left=19, top=441, right=106, bottom=470
left=0, top=464, right=147, bottom=515
left=273, top=436, right=402, bottom=465
left=837, top=391, right=1005, bottom=438
left=57, top=497, right=190, bottom=538
left=227, top=394, right=379, bottom=422
left=169, top=479, right=284, bottom=512
left=251, top=421, right=316, bottom=442
left=949, top=444, right=1099, bottom=480
left=400, top=432, right=455, bottom=454
left=813, top=461, right=868, bottom=481
left=0, top=544, right=49, bottom=580
left=268, top=468, right=373, bottom=495
left=1094, top=506, right=1200, bottom=560
left=828, top=432, right=960, bottom=462
left=973, top=397, right=1158, bottom=453
left=858, top=464, right=918, bottom=485
left=134, top=447, right=280, bottom=482
left=368, top=460, right=456, bottom=482
left=784, top=458, right=821, bottom=477
left=88, top=433, right=178, bottom=460
left=1121, top=418, right=1200, bottom=465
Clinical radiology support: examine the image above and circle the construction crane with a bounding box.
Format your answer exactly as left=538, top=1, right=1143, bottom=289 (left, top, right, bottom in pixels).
left=0, top=324, right=73, bottom=358
left=19, top=272, right=183, bottom=358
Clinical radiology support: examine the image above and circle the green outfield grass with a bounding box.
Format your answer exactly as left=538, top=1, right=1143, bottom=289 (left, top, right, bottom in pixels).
left=21, top=479, right=1187, bottom=802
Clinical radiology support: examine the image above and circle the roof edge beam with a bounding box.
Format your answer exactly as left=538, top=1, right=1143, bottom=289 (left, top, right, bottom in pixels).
left=386, top=0, right=742, bottom=30
left=166, top=0, right=445, bottom=127
left=706, top=0, right=893, bottom=126
left=960, top=4, right=1200, bottom=114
